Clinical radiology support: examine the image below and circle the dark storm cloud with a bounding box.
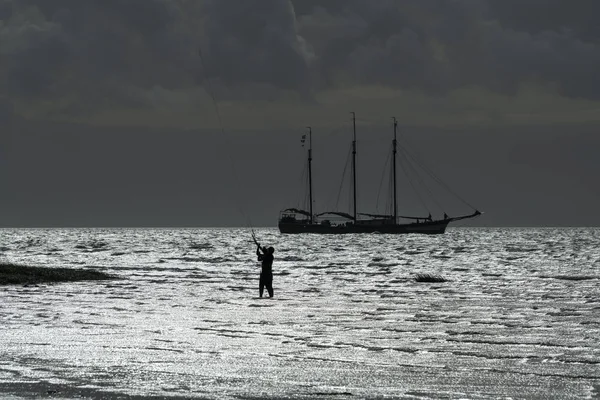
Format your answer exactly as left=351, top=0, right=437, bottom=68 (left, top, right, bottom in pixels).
left=1, top=0, right=599, bottom=116
left=201, top=0, right=313, bottom=90
left=0, top=0, right=316, bottom=112
left=486, top=0, right=600, bottom=42
left=476, top=24, right=600, bottom=98
left=1, top=0, right=205, bottom=111
left=294, top=0, right=484, bottom=90
left=294, top=0, right=600, bottom=98
left=0, top=0, right=12, bottom=20
left=3, top=17, right=71, bottom=95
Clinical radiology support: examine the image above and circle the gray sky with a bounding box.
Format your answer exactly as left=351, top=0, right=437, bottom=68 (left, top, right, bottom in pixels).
left=1, top=0, right=599, bottom=227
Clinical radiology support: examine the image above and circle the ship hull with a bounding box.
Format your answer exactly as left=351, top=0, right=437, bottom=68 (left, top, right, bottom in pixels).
left=278, top=220, right=450, bottom=234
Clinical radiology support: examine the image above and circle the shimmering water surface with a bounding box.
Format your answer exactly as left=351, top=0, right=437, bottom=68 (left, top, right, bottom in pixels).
left=1, top=228, right=599, bottom=399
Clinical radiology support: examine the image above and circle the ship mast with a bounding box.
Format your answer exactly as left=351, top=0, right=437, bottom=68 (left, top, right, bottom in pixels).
left=351, top=112, right=357, bottom=224
left=307, top=126, right=313, bottom=224
left=392, top=117, right=398, bottom=224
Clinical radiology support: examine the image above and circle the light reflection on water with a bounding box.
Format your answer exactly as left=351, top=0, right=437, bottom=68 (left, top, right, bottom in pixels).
left=0, top=228, right=599, bottom=399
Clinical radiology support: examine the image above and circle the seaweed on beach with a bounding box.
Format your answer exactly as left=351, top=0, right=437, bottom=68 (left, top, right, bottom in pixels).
left=550, top=275, right=596, bottom=281
left=0, top=262, right=117, bottom=285
left=414, top=273, right=448, bottom=283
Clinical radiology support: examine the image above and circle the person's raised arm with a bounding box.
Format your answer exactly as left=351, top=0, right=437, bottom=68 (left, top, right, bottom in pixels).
left=256, top=244, right=264, bottom=261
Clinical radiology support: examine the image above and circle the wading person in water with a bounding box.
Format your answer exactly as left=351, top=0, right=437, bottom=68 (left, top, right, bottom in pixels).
left=256, top=244, right=274, bottom=298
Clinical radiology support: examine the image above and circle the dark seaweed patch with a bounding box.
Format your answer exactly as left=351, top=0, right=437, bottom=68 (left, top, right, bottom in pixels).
left=414, top=273, right=448, bottom=283
left=0, top=262, right=117, bottom=285
left=543, top=275, right=596, bottom=281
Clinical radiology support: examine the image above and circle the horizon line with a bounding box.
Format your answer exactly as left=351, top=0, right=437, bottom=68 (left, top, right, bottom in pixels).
left=1, top=226, right=599, bottom=229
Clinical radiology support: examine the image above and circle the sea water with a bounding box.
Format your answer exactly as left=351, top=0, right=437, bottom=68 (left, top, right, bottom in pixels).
left=0, top=228, right=599, bottom=399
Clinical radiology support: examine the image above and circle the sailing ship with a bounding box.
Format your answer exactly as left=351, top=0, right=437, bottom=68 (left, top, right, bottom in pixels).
left=278, top=113, right=482, bottom=234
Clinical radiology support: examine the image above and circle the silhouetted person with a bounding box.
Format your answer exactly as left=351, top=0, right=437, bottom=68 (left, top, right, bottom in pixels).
left=256, top=245, right=274, bottom=298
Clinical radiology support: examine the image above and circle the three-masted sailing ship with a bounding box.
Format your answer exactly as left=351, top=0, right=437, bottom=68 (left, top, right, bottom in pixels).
left=278, top=113, right=481, bottom=234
